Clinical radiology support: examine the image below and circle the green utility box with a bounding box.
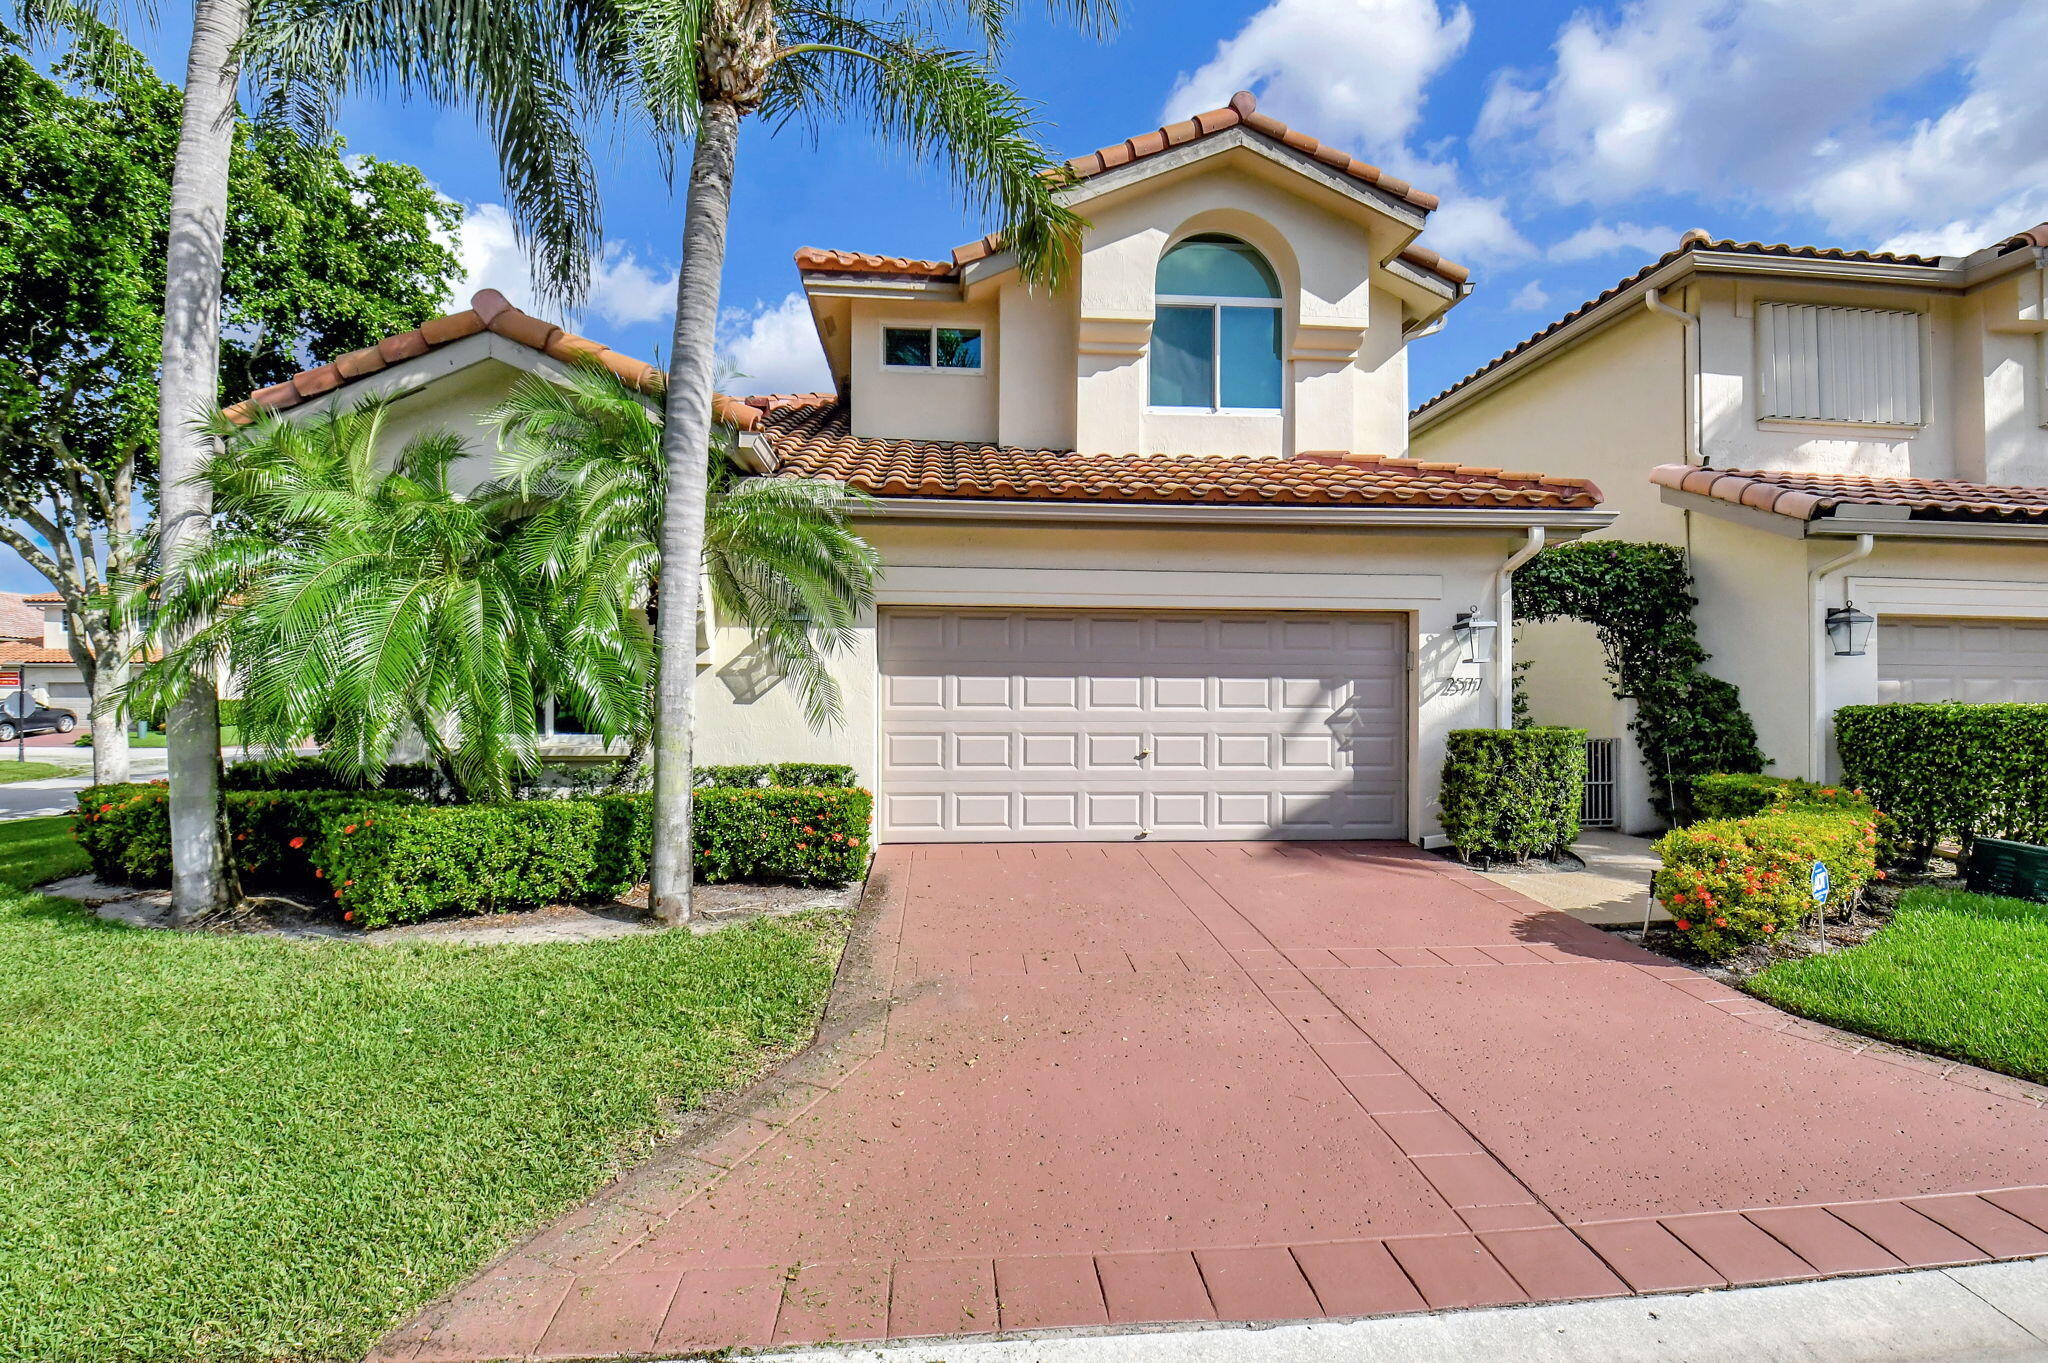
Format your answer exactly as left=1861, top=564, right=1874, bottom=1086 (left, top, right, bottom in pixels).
left=1966, top=837, right=2048, bottom=904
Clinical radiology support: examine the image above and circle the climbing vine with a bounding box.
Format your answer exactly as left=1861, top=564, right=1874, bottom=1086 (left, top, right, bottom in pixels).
left=1513, top=540, right=1765, bottom=817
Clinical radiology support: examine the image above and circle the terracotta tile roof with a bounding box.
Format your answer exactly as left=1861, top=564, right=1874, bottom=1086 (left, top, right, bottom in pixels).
left=726, top=395, right=1600, bottom=509
left=225, top=290, right=664, bottom=422
left=798, top=92, right=1470, bottom=292
left=1998, top=223, right=2048, bottom=254
left=0, top=594, right=43, bottom=641
left=19, top=592, right=62, bottom=605
left=1414, top=231, right=1947, bottom=418
left=1060, top=90, right=1439, bottom=212
left=0, top=641, right=75, bottom=665
left=1650, top=464, right=2048, bottom=523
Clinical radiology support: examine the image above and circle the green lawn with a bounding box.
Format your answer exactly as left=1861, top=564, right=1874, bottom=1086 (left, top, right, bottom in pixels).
left=0, top=815, right=88, bottom=889
left=0, top=815, right=847, bottom=1363
left=0, top=759, right=73, bottom=784
left=1749, top=886, right=2048, bottom=1083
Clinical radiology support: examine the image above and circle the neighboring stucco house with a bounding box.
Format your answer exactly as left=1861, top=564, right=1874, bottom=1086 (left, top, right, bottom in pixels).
left=1412, top=227, right=2048, bottom=832
left=235, top=91, right=1616, bottom=845
left=0, top=592, right=90, bottom=710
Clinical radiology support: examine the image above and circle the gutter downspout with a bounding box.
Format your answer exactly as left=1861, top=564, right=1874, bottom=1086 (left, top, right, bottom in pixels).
left=1644, top=287, right=1702, bottom=465
left=1495, top=526, right=1546, bottom=727
left=1808, top=533, right=1875, bottom=780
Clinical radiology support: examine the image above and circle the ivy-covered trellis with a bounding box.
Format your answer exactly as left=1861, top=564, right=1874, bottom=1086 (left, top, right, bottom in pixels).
left=1513, top=540, right=1765, bottom=816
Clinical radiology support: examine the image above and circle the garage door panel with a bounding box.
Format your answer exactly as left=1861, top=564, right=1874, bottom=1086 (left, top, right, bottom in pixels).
left=1878, top=618, right=2048, bottom=706
left=879, top=608, right=1406, bottom=841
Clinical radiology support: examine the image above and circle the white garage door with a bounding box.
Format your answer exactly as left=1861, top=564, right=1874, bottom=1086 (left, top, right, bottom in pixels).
left=877, top=608, right=1406, bottom=842
left=1877, top=618, right=2048, bottom=702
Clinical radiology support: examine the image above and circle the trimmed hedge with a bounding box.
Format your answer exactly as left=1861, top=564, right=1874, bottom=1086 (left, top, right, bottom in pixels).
left=1691, top=773, right=1876, bottom=821
left=1837, top=703, right=2048, bottom=857
left=696, top=763, right=856, bottom=789
left=74, top=784, right=419, bottom=889
left=320, top=787, right=873, bottom=927
left=1653, top=809, right=1879, bottom=957
left=220, top=757, right=444, bottom=797
left=1440, top=727, right=1585, bottom=861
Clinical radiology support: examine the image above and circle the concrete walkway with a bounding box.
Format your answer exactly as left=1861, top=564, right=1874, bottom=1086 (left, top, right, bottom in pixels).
left=1476, top=829, right=1665, bottom=927
left=375, top=843, right=2048, bottom=1362
left=752, top=1259, right=2048, bottom=1362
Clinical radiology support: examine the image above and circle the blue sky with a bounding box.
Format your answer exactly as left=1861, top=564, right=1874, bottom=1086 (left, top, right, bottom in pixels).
left=8, top=0, right=2047, bottom=594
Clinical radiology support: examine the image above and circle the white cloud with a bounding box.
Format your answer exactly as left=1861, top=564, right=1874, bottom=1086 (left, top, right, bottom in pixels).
left=1506, top=280, right=1552, bottom=312
left=1479, top=0, right=2044, bottom=251
left=1547, top=220, right=1678, bottom=263
left=717, top=294, right=832, bottom=395
left=444, top=202, right=679, bottom=331
left=1417, top=191, right=1533, bottom=263
left=1163, top=0, right=1473, bottom=157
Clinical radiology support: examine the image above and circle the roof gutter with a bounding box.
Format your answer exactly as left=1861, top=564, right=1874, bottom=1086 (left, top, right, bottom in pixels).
left=1808, top=533, right=1874, bottom=780
left=1643, top=287, right=1702, bottom=465
left=851, top=498, right=1614, bottom=531
left=1495, top=526, right=1545, bottom=727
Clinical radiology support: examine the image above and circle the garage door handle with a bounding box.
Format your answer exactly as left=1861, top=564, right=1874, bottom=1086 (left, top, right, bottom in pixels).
left=1135, top=748, right=1151, bottom=760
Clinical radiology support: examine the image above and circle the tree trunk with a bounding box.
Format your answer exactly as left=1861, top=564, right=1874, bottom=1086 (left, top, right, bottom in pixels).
left=648, top=100, right=743, bottom=924
left=84, top=628, right=130, bottom=788
left=159, top=0, right=248, bottom=922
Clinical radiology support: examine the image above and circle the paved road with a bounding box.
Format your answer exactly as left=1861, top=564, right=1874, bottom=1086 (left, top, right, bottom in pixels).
left=378, top=841, right=2048, bottom=1361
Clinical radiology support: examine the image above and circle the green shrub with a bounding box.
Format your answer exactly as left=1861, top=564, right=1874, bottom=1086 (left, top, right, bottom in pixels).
left=1440, top=727, right=1585, bottom=861
left=694, top=786, right=872, bottom=885
left=74, top=784, right=417, bottom=889
left=695, top=764, right=774, bottom=789
left=318, top=801, right=614, bottom=926
left=1692, top=772, right=1903, bottom=865
left=220, top=757, right=444, bottom=798
left=1653, top=809, right=1879, bottom=957
left=321, top=787, right=873, bottom=927
left=771, top=762, right=856, bottom=787
left=1837, top=703, right=2048, bottom=857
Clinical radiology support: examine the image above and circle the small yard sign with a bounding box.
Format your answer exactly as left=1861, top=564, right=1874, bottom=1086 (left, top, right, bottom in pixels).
left=1810, top=860, right=1831, bottom=904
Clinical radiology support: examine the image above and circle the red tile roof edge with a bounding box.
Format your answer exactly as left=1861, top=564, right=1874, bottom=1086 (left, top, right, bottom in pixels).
left=225, top=290, right=664, bottom=422
left=1649, top=463, right=2048, bottom=523
left=0, top=643, right=77, bottom=665
left=1998, top=222, right=2048, bottom=254
left=21, top=593, right=62, bottom=605
left=1414, top=232, right=1957, bottom=419
left=728, top=395, right=1602, bottom=510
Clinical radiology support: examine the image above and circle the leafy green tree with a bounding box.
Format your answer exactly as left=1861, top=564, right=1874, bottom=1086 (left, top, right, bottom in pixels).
left=137, top=399, right=653, bottom=802
left=490, top=358, right=880, bottom=730
left=258, top=0, right=1112, bottom=920
left=0, top=21, right=460, bottom=789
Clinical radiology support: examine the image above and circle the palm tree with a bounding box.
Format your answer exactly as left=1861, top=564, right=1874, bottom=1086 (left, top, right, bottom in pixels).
left=137, top=398, right=653, bottom=802
left=490, top=357, right=880, bottom=729
left=254, top=0, right=1109, bottom=924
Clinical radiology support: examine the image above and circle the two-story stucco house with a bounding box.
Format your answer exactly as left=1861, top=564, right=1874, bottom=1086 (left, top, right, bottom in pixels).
left=0, top=592, right=90, bottom=708
left=236, top=92, right=1617, bottom=846
left=1412, top=227, right=2048, bottom=832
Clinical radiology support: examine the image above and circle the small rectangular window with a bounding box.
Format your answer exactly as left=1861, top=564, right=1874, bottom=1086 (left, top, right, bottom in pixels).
left=883, top=324, right=982, bottom=371
left=1757, top=302, right=1923, bottom=426
left=883, top=327, right=932, bottom=368
left=1150, top=305, right=1215, bottom=408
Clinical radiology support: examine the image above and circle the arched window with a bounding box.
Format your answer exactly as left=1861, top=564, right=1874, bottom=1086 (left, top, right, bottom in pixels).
left=1149, top=234, right=1283, bottom=411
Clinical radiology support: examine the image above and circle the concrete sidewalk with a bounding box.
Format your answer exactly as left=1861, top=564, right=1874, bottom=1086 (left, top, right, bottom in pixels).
left=752, top=1258, right=2048, bottom=1362
left=1477, top=829, right=1666, bottom=927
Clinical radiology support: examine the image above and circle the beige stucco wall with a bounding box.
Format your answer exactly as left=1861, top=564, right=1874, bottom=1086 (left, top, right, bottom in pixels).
left=697, top=517, right=1536, bottom=844
left=847, top=296, right=1000, bottom=444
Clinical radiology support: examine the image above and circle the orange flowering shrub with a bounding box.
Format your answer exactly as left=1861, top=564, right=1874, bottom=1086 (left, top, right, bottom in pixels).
left=1652, top=809, right=1878, bottom=957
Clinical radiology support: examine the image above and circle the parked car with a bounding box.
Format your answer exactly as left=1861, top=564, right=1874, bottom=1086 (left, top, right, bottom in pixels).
left=0, top=691, right=77, bottom=740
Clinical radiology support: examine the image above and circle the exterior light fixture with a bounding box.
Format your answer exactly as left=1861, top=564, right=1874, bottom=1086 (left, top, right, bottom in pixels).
left=1824, top=602, right=1875, bottom=657
left=1453, top=607, right=1499, bottom=665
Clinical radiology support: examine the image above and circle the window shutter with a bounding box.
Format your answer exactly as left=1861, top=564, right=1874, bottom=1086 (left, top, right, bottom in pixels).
left=1758, top=302, right=1923, bottom=426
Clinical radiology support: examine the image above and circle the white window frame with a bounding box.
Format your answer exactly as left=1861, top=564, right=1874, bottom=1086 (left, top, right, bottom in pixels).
left=1147, top=292, right=1285, bottom=415
left=881, top=323, right=985, bottom=375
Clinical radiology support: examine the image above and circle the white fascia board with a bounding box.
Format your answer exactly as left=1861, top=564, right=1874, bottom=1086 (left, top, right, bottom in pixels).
left=800, top=275, right=963, bottom=303
left=1412, top=250, right=1962, bottom=433
left=854, top=496, right=1613, bottom=532
left=1660, top=485, right=2048, bottom=542
left=1057, top=128, right=1431, bottom=235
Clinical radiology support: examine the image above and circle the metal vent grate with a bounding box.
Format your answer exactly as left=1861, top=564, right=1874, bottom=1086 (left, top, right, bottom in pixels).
left=1581, top=737, right=1617, bottom=829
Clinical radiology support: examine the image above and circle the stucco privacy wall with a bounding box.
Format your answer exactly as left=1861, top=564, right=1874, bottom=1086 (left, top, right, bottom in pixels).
left=695, top=517, right=1527, bottom=843
left=1073, top=160, right=1412, bottom=459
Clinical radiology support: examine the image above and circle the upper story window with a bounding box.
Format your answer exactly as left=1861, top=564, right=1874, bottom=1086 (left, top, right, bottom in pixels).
left=1150, top=234, right=1284, bottom=412
left=1757, top=302, right=1924, bottom=427
left=884, top=325, right=982, bottom=372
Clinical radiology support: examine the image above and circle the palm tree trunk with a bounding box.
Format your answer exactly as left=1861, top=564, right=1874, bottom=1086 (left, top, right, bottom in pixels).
left=648, top=99, right=743, bottom=924
left=159, top=0, right=248, bottom=922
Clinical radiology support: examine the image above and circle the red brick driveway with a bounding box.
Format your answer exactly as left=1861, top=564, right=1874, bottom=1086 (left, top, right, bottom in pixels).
left=380, top=843, right=2048, bottom=1360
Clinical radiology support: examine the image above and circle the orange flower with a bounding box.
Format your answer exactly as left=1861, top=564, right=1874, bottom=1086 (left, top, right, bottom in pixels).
left=343, top=879, right=355, bottom=887
left=1714, top=917, right=1728, bottom=927
left=1675, top=919, right=1692, bottom=931
left=314, top=868, right=325, bottom=879
left=343, top=824, right=357, bottom=835
left=289, top=837, right=305, bottom=849
left=343, top=910, right=355, bottom=922
left=1761, top=923, right=1776, bottom=934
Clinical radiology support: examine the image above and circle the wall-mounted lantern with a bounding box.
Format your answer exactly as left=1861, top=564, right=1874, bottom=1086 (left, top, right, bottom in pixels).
left=1453, top=607, right=1499, bottom=665
left=1824, top=602, right=1876, bottom=657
